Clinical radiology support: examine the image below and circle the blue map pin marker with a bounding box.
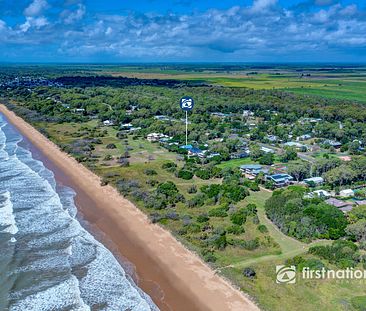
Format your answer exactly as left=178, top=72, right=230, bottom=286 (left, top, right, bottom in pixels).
left=180, top=96, right=194, bottom=111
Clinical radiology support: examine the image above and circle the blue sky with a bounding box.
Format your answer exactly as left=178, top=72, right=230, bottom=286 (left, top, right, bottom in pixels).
left=0, top=0, right=365, bottom=62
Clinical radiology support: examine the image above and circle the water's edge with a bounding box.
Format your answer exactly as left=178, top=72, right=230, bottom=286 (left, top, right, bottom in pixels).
left=0, top=113, right=158, bottom=311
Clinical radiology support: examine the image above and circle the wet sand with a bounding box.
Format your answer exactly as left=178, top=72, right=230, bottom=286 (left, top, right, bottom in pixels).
left=0, top=104, right=260, bottom=311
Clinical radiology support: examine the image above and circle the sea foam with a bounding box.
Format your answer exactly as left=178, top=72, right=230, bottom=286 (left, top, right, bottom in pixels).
left=0, top=114, right=158, bottom=311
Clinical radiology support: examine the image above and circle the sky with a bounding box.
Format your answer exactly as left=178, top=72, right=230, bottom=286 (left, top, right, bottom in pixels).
left=0, top=0, right=365, bottom=63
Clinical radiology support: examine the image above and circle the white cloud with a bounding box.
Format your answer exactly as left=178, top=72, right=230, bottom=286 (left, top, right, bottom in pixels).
left=251, top=0, right=278, bottom=12
left=62, top=4, right=86, bottom=25
left=24, top=0, right=48, bottom=17
left=3, top=1, right=366, bottom=61
left=20, top=17, right=48, bottom=32
left=0, top=20, right=7, bottom=31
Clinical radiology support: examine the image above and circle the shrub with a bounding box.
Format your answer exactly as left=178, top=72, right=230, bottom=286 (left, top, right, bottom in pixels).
left=197, top=214, right=210, bottom=223
left=106, top=143, right=117, bottom=149
left=187, top=185, right=197, bottom=194
left=230, top=209, right=247, bottom=225
left=195, top=169, right=210, bottom=180
left=209, top=206, right=228, bottom=218
left=249, top=183, right=260, bottom=191
left=257, top=224, right=268, bottom=233
left=177, top=169, right=194, bottom=180
left=202, top=250, right=217, bottom=263
left=162, top=162, right=177, bottom=169
left=227, top=225, right=245, bottom=235
left=144, top=169, right=157, bottom=175
left=243, top=267, right=256, bottom=279
left=351, top=296, right=366, bottom=311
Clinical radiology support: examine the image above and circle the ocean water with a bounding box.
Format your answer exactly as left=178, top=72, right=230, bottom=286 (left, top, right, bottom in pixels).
left=0, top=114, right=158, bottom=311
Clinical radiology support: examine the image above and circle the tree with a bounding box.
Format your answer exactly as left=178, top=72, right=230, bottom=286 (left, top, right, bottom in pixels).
left=250, top=144, right=263, bottom=160
left=324, top=165, right=356, bottom=186
left=259, top=152, right=274, bottom=165
left=281, top=147, right=298, bottom=162
left=287, top=162, right=310, bottom=182
left=346, top=219, right=366, bottom=242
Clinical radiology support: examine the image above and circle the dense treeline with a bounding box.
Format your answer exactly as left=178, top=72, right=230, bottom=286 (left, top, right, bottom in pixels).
left=265, top=186, right=348, bottom=241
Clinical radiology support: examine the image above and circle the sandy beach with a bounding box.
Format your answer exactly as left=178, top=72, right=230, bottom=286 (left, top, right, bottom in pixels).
left=0, top=104, right=260, bottom=311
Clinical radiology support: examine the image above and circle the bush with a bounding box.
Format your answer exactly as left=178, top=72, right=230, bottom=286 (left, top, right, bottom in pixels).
left=209, top=232, right=227, bottom=250
left=197, top=214, right=210, bottom=223
left=187, top=185, right=197, bottom=194
left=106, top=143, right=117, bottom=149
left=243, top=267, right=256, bottom=279
left=237, top=239, right=260, bottom=250
left=177, top=169, right=194, bottom=180
left=230, top=209, right=247, bottom=225
left=351, top=296, right=366, bottom=311
left=144, top=169, right=157, bottom=175
left=209, top=206, right=228, bottom=218
left=186, top=194, right=205, bottom=208
left=162, top=162, right=177, bottom=169
left=308, top=240, right=359, bottom=268
left=195, top=169, right=211, bottom=180
left=257, top=224, right=268, bottom=233
left=227, top=225, right=245, bottom=235
left=202, top=250, right=217, bottom=263
left=249, top=183, right=260, bottom=191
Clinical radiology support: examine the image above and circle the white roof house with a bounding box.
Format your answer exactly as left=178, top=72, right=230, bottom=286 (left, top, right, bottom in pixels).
left=313, top=190, right=331, bottom=198
left=303, top=177, right=324, bottom=186
left=103, top=120, right=114, bottom=126
left=339, top=189, right=355, bottom=198
left=260, top=146, right=275, bottom=153
left=147, top=133, right=169, bottom=142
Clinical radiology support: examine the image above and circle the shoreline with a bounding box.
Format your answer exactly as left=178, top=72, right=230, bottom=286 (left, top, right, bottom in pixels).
left=0, top=104, right=260, bottom=311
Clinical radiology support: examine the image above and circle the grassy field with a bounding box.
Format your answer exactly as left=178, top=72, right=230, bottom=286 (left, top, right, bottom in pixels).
left=89, top=66, right=366, bottom=103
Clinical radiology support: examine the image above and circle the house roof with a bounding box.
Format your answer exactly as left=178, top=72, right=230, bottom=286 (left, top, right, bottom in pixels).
left=189, top=147, right=203, bottom=154
left=268, top=174, right=293, bottom=182
left=340, top=205, right=354, bottom=213
left=304, top=177, right=324, bottom=184
left=240, top=164, right=262, bottom=170
left=355, top=200, right=366, bottom=206
left=325, top=198, right=350, bottom=208
left=180, top=144, right=193, bottom=149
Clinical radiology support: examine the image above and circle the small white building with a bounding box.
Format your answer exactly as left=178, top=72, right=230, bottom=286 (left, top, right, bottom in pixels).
left=147, top=133, right=168, bottom=142
left=339, top=189, right=355, bottom=198
left=303, top=177, right=324, bottom=186
left=260, top=146, right=275, bottom=154
left=103, top=120, right=114, bottom=126
left=313, top=190, right=331, bottom=198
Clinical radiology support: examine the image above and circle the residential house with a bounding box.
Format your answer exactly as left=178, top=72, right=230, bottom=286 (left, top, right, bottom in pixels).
left=240, top=164, right=269, bottom=179
left=339, top=189, right=355, bottom=198
left=324, top=140, right=342, bottom=149
left=154, top=115, right=172, bottom=121
left=147, top=133, right=169, bottom=142
left=297, top=134, right=312, bottom=141
left=311, top=190, right=331, bottom=198
left=266, top=174, right=294, bottom=187
left=260, top=146, right=275, bottom=154
left=266, top=135, right=278, bottom=143
left=103, top=120, right=114, bottom=126
left=284, top=141, right=307, bottom=151
left=303, top=177, right=324, bottom=186
left=325, top=198, right=354, bottom=213
left=242, top=110, right=254, bottom=117
left=120, top=123, right=133, bottom=129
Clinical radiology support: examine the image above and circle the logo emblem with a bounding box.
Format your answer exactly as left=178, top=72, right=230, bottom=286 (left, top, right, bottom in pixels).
left=180, top=96, right=194, bottom=111
left=276, top=265, right=296, bottom=284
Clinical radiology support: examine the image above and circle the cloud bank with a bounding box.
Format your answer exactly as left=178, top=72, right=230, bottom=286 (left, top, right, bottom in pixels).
left=0, top=0, right=365, bottom=62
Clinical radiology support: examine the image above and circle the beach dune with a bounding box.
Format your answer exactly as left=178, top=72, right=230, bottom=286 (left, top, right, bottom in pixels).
left=0, top=104, right=260, bottom=311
